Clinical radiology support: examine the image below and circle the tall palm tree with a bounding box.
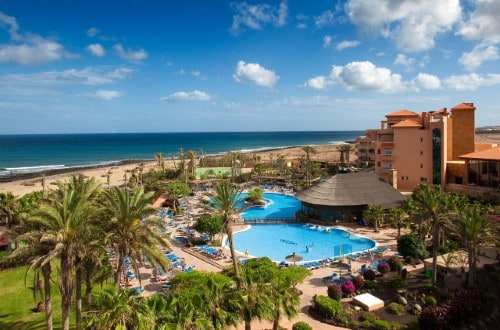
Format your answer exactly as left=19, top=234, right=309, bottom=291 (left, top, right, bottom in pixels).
left=29, top=174, right=102, bottom=330
left=411, top=184, right=449, bottom=284
left=204, top=180, right=244, bottom=288
left=154, top=152, right=165, bottom=171
left=102, top=187, right=170, bottom=289
left=451, top=202, right=497, bottom=287
left=301, top=146, right=316, bottom=187
left=388, top=206, right=408, bottom=238
left=336, top=144, right=353, bottom=166
left=186, top=150, right=197, bottom=178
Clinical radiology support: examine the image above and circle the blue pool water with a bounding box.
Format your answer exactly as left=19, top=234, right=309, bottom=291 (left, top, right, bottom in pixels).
left=240, top=193, right=301, bottom=221
left=232, top=224, right=376, bottom=262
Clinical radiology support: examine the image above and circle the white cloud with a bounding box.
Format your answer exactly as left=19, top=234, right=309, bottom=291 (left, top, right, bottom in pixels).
left=303, top=76, right=329, bottom=90
left=394, top=53, right=415, bottom=70
left=444, top=73, right=500, bottom=90
left=160, top=90, right=211, bottom=102
left=86, top=27, right=100, bottom=37
left=314, top=10, right=336, bottom=27
left=0, top=12, right=68, bottom=65
left=336, top=40, right=360, bottom=51
left=329, top=61, right=406, bottom=92
left=323, top=35, right=332, bottom=48
left=87, top=43, right=105, bottom=57
left=88, top=89, right=121, bottom=100
left=458, top=0, right=500, bottom=43
left=113, top=43, right=148, bottom=62
left=233, top=60, right=279, bottom=88
left=346, top=0, right=461, bottom=52
left=190, top=70, right=208, bottom=80
left=459, top=43, right=498, bottom=71
left=230, top=1, right=288, bottom=34
left=412, top=73, right=441, bottom=90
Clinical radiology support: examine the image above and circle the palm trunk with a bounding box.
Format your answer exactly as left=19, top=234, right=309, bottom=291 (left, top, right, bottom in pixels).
left=115, top=251, right=124, bottom=289
left=468, top=245, right=475, bottom=287
left=85, top=270, right=93, bottom=306
left=60, top=253, right=72, bottom=330
left=75, top=258, right=82, bottom=330
left=42, top=262, right=53, bottom=330
left=226, top=224, right=242, bottom=289
left=431, top=223, right=439, bottom=285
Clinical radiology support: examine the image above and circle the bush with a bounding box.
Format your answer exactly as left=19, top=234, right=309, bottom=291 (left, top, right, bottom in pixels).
left=292, top=321, right=312, bottom=330
left=447, top=290, right=485, bottom=326
left=363, top=269, right=376, bottom=281
left=315, top=295, right=344, bottom=319
left=388, top=256, right=403, bottom=273
left=385, top=302, right=405, bottom=316
left=418, top=305, right=450, bottom=330
left=364, top=280, right=378, bottom=289
left=373, top=319, right=393, bottom=330
left=327, top=283, right=342, bottom=301
left=341, top=280, right=356, bottom=295
left=397, top=234, right=428, bottom=260
left=424, top=296, right=437, bottom=307
left=377, top=262, right=390, bottom=275
left=352, top=275, right=365, bottom=290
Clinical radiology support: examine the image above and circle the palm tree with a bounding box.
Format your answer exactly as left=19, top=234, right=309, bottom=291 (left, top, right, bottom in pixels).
left=0, top=191, right=19, bottom=227
left=186, top=150, right=197, bottom=178
left=411, top=184, right=450, bottom=284
left=450, top=202, right=497, bottom=287
left=29, top=174, right=102, bottom=330
left=336, top=144, right=353, bottom=166
left=364, top=204, right=384, bottom=232
left=301, top=146, right=316, bottom=187
left=388, top=206, right=408, bottom=239
left=105, top=170, right=113, bottom=189
left=102, top=187, right=170, bottom=289
left=204, top=180, right=245, bottom=288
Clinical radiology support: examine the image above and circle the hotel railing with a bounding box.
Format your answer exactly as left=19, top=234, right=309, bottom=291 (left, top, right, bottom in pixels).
left=243, top=218, right=297, bottom=224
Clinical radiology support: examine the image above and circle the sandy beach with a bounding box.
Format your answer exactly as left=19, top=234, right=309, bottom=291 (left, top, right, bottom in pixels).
left=0, top=143, right=352, bottom=196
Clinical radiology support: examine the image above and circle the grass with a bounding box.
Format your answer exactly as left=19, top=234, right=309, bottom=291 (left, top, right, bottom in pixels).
left=0, top=265, right=69, bottom=330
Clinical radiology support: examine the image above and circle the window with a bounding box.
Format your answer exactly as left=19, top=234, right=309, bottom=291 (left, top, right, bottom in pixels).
left=384, top=150, right=393, bottom=156
left=383, top=162, right=393, bottom=169
left=420, top=137, right=424, bottom=142
left=420, top=151, right=423, bottom=156
left=420, top=177, right=428, bottom=182
left=420, top=164, right=423, bottom=168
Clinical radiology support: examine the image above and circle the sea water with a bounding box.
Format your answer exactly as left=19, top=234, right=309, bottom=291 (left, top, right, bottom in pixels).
left=0, top=131, right=363, bottom=177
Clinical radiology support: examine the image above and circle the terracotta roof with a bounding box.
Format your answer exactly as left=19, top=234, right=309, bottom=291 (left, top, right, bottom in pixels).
left=386, top=110, right=419, bottom=117
left=452, top=103, right=475, bottom=110
left=460, top=147, right=500, bottom=160
left=392, top=119, right=422, bottom=128
left=295, top=172, right=407, bottom=208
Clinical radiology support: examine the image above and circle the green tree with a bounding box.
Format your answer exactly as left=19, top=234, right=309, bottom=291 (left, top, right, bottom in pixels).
left=193, top=213, right=224, bottom=242
left=0, top=191, right=19, bottom=227
left=246, top=187, right=264, bottom=204
left=166, top=182, right=191, bottom=214
left=102, top=187, right=170, bottom=289
left=154, top=152, right=165, bottom=171
left=388, top=206, right=408, bottom=238
left=336, top=144, right=353, bottom=166
left=301, top=146, right=316, bottom=187
left=397, top=234, right=428, bottom=260
left=204, top=180, right=244, bottom=288
left=411, top=184, right=450, bottom=284
left=364, top=204, right=384, bottom=232
left=451, top=202, right=498, bottom=287
left=186, top=150, right=197, bottom=178
left=29, top=174, right=102, bottom=330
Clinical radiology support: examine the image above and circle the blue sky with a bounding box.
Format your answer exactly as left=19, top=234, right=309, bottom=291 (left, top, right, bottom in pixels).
left=0, top=0, right=499, bottom=134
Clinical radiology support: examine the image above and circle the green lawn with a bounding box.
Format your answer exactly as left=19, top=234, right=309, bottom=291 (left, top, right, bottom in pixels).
left=0, top=265, right=68, bottom=330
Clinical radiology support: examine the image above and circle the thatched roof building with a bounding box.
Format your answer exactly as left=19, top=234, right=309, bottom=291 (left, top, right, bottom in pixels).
left=295, top=172, right=407, bottom=222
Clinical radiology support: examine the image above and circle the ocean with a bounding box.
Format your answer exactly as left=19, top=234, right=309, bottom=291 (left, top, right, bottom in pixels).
left=0, top=131, right=363, bottom=178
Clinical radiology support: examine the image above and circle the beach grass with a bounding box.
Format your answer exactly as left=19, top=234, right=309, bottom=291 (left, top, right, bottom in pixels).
left=0, top=265, right=72, bottom=330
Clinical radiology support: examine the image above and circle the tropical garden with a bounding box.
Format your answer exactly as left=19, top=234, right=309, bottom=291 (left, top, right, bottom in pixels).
left=0, top=146, right=499, bottom=329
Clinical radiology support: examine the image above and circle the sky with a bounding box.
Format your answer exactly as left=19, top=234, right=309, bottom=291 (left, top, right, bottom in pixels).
left=0, top=0, right=499, bottom=134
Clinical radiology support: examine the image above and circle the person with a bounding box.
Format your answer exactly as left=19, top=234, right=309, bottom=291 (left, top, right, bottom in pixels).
left=306, top=245, right=309, bottom=253
left=244, top=249, right=249, bottom=257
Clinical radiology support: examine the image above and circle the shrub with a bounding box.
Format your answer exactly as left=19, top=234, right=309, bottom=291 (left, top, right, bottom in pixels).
left=385, top=302, right=405, bottom=316
left=419, top=305, right=450, bottom=330
left=377, top=262, right=390, bottom=275
left=397, top=234, right=428, bottom=260
left=373, top=319, right=393, bottom=330
left=341, top=280, right=356, bottom=295
left=388, top=277, right=406, bottom=289
left=364, top=280, right=378, bottom=289
left=424, top=296, right=437, bottom=307
left=292, top=321, right=312, bottom=330
left=327, top=283, right=342, bottom=301
left=315, top=295, right=344, bottom=319
left=363, top=269, right=377, bottom=281
left=447, top=290, right=485, bottom=326
left=352, top=275, right=365, bottom=290
left=388, top=256, right=403, bottom=273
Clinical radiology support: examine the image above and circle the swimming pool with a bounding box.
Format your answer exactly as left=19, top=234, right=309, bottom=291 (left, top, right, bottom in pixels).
left=231, top=224, right=376, bottom=262
left=240, top=192, right=301, bottom=221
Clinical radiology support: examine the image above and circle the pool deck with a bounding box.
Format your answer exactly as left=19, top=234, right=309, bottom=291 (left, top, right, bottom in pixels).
left=133, top=206, right=406, bottom=330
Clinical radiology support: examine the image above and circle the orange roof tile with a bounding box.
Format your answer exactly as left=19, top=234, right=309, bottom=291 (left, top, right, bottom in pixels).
left=452, top=103, right=475, bottom=110
left=460, top=147, right=500, bottom=160
left=392, top=119, right=422, bottom=128
left=386, top=109, right=419, bottom=117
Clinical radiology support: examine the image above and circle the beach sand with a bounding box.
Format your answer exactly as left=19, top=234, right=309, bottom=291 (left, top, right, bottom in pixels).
left=0, top=143, right=352, bottom=196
